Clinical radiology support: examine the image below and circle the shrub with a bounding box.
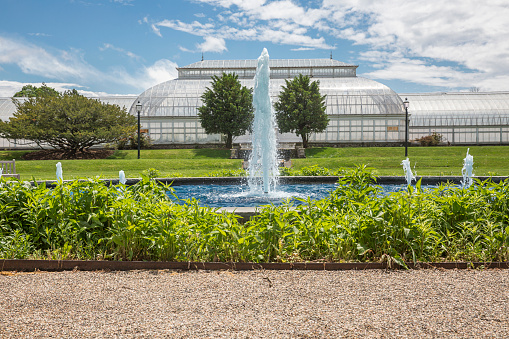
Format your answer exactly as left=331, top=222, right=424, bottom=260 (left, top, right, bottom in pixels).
left=0, top=172, right=507, bottom=263
left=117, top=132, right=152, bottom=150
left=142, top=168, right=160, bottom=178
left=280, top=165, right=345, bottom=176
left=206, top=169, right=247, bottom=177
left=417, top=132, right=444, bottom=146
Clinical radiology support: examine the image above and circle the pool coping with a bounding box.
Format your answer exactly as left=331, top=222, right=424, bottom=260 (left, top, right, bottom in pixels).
left=37, top=175, right=508, bottom=187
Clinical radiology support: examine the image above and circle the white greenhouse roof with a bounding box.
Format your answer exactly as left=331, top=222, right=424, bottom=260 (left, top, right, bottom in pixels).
left=180, top=59, right=357, bottom=70
left=402, top=92, right=509, bottom=127
left=131, top=76, right=404, bottom=118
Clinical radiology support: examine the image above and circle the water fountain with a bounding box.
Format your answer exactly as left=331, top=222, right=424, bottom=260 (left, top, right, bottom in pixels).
left=248, top=48, right=280, bottom=194
left=56, top=162, right=63, bottom=183
left=401, top=158, right=415, bottom=186
left=119, top=170, right=127, bottom=185
left=462, top=148, right=474, bottom=188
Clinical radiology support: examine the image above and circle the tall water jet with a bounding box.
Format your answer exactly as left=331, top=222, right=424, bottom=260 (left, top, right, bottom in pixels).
left=56, top=162, right=63, bottom=183
left=248, top=48, right=279, bottom=194
left=462, top=148, right=474, bottom=188
left=401, top=158, right=415, bottom=186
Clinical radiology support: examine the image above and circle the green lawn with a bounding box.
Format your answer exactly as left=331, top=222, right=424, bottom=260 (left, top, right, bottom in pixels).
left=295, top=146, right=509, bottom=176
left=2, top=146, right=508, bottom=180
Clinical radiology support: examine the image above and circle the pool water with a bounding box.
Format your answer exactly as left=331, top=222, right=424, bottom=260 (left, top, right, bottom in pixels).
left=169, top=183, right=416, bottom=208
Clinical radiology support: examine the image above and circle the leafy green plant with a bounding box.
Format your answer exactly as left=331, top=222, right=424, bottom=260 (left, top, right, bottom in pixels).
left=206, top=169, right=247, bottom=177
left=0, top=171, right=507, bottom=264
left=142, top=168, right=160, bottom=178
left=117, top=132, right=152, bottom=150
left=279, top=165, right=345, bottom=176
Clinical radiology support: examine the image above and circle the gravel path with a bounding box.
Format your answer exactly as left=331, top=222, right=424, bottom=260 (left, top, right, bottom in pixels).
left=1, top=269, right=508, bottom=338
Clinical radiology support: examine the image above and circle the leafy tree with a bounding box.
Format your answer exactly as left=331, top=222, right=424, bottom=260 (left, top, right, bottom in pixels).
left=0, top=90, right=136, bottom=158
left=274, top=74, right=328, bottom=148
left=13, top=83, right=60, bottom=97
left=198, top=72, right=254, bottom=149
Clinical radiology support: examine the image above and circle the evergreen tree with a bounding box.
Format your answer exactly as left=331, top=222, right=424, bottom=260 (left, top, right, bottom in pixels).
left=198, top=73, right=254, bottom=149
left=0, top=90, right=136, bottom=158
left=274, top=74, right=328, bottom=148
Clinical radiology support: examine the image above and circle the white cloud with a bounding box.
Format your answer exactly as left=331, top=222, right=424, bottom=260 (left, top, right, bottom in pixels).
left=197, top=36, right=227, bottom=53
left=152, top=0, right=334, bottom=49
left=151, top=24, right=162, bottom=37
left=174, top=0, right=509, bottom=91
left=100, top=43, right=142, bottom=61
left=0, top=35, right=179, bottom=95
left=179, top=46, right=195, bottom=53
left=111, top=59, right=179, bottom=90
left=154, top=20, right=215, bottom=36
left=153, top=17, right=333, bottom=50
left=28, top=33, right=51, bottom=37
left=323, top=0, right=509, bottom=91
left=291, top=47, right=315, bottom=51
left=141, top=59, right=179, bottom=87
left=0, top=36, right=100, bottom=81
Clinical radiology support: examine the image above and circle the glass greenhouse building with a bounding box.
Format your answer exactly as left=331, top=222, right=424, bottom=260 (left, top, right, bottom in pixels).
left=130, top=58, right=406, bottom=145
left=404, top=92, right=509, bottom=145
left=0, top=57, right=508, bottom=148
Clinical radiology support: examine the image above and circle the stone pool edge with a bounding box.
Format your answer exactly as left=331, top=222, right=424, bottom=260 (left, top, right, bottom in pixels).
left=36, top=175, right=509, bottom=188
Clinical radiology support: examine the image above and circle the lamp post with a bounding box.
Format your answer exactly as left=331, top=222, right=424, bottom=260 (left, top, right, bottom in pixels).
left=136, top=101, right=142, bottom=159
left=403, top=98, right=409, bottom=157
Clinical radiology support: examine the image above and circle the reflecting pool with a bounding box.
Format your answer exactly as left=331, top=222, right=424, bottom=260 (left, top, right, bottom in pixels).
left=169, top=183, right=421, bottom=207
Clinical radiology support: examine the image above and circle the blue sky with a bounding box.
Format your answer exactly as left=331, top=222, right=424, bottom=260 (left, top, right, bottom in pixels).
left=1, top=0, right=508, bottom=96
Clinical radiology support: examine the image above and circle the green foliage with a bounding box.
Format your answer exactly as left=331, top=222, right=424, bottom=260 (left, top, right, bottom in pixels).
left=280, top=165, right=346, bottom=176
left=0, top=90, right=136, bottom=158
left=198, top=73, right=254, bottom=149
left=274, top=74, right=328, bottom=148
left=206, top=169, right=247, bottom=177
left=0, top=171, right=508, bottom=264
left=142, top=168, right=160, bottom=178
left=116, top=132, right=152, bottom=150
left=13, top=83, right=60, bottom=98
left=417, top=132, right=444, bottom=146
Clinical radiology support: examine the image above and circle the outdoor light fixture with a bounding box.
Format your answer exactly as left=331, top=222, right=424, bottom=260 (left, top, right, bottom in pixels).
left=136, top=101, right=142, bottom=159
left=403, top=98, right=410, bottom=157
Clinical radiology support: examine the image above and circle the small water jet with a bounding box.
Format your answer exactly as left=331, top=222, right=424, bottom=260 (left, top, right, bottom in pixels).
left=248, top=48, right=279, bottom=194
left=119, top=170, right=127, bottom=185
left=401, top=158, right=415, bottom=186
left=462, top=148, right=474, bottom=188
left=56, top=162, right=63, bottom=183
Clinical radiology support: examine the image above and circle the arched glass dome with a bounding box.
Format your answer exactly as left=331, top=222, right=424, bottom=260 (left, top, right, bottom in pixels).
left=130, top=58, right=406, bottom=145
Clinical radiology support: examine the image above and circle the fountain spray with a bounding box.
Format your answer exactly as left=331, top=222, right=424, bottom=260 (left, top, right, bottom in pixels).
left=248, top=48, right=279, bottom=194
left=401, top=158, right=415, bottom=186
left=119, top=170, right=127, bottom=185
left=56, top=162, right=63, bottom=183
left=461, top=148, right=474, bottom=188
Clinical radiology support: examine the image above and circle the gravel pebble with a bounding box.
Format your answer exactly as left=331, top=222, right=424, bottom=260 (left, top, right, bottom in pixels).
left=1, top=269, right=508, bottom=338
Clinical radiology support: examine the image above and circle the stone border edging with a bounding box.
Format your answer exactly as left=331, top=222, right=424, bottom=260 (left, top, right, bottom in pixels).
left=36, top=175, right=508, bottom=188
left=1, top=259, right=508, bottom=272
